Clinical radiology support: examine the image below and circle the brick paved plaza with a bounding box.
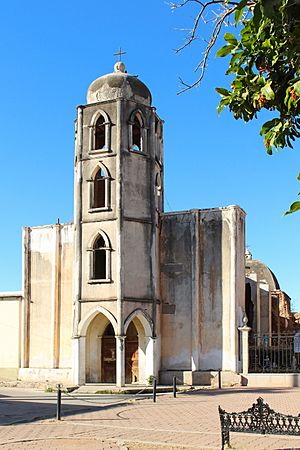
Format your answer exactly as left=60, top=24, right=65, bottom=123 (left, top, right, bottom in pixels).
left=1, top=387, right=300, bottom=449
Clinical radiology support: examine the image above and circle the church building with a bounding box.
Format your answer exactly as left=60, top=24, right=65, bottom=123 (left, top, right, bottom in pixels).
left=0, top=61, right=246, bottom=386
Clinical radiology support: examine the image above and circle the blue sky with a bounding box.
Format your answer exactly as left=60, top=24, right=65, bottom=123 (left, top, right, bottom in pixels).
left=1, top=0, right=299, bottom=308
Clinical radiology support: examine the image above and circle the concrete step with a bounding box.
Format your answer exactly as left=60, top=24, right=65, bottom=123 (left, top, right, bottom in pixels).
left=74, top=384, right=191, bottom=394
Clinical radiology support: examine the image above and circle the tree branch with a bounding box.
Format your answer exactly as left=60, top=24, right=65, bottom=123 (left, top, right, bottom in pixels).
left=172, top=0, right=256, bottom=93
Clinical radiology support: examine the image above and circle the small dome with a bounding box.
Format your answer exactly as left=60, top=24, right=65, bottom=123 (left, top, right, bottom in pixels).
left=245, top=258, right=280, bottom=290
left=87, top=62, right=152, bottom=105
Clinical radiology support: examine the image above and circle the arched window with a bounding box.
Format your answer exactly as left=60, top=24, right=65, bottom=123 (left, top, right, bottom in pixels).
left=129, top=111, right=145, bottom=152
left=90, top=111, right=111, bottom=153
left=93, top=168, right=105, bottom=208
left=95, top=115, right=105, bottom=149
left=89, top=164, right=111, bottom=211
left=132, top=116, right=142, bottom=151
left=90, top=232, right=111, bottom=281
left=155, top=172, right=162, bottom=196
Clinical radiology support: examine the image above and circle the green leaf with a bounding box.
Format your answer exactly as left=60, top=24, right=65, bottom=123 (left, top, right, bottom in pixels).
left=297, top=173, right=300, bottom=181
left=261, top=82, right=275, bottom=100
left=216, top=45, right=235, bottom=58
left=262, top=38, right=272, bottom=49
left=235, top=7, right=245, bottom=25
left=230, top=51, right=243, bottom=64
left=287, top=96, right=294, bottom=111
left=293, top=80, right=300, bottom=97
left=224, top=32, right=238, bottom=46
left=284, top=201, right=300, bottom=215
left=215, top=87, right=231, bottom=97
left=260, top=118, right=280, bottom=135
left=217, top=103, right=225, bottom=114
left=253, top=3, right=262, bottom=28
left=234, top=1, right=248, bottom=26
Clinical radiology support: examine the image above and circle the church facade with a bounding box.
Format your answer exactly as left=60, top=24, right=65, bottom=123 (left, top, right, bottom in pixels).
left=0, top=62, right=246, bottom=386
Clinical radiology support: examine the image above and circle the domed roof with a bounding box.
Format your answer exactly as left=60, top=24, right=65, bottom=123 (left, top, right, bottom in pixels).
left=245, top=257, right=280, bottom=290
left=87, top=62, right=152, bottom=106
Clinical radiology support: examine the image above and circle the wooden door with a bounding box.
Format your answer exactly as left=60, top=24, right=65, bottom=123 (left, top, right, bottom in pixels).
left=101, top=337, right=116, bottom=383
left=125, top=337, right=139, bottom=383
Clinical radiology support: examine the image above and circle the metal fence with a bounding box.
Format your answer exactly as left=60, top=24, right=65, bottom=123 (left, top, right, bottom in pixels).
left=249, top=333, right=300, bottom=373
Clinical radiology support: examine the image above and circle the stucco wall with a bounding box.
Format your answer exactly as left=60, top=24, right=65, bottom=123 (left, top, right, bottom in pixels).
left=123, top=221, right=152, bottom=299
left=29, top=228, right=54, bottom=367
left=123, top=151, right=151, bottom=219
left=199, top=209, right=223, bottom=370
left=80, top=221, right=117, bottom=300
left=160, top=212, right=193, bottom=370
left=0, top=294, right=21, bottom=377
left=58, top=225, right=74, bottom=367
left=26, top=224, right=73, bottom=369
left=160, top=206, right=245, bottom=373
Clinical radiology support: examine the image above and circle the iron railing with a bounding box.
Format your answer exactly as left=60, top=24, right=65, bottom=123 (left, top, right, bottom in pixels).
left=249, top=333, right=300, bottom=373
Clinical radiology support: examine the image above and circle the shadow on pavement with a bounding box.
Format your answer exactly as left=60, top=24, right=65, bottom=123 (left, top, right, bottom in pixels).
left=0, top=397, right=130, bottom=426
left=181, top=387, right=294, bottom=396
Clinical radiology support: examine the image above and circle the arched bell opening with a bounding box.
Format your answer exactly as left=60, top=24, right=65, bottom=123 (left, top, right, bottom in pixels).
left=85, top=313, right=116, bottom=383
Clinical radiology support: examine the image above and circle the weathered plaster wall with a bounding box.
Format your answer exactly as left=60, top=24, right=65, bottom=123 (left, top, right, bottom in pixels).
left=160, top=212, right=193, bottom=370
left=0, top=294, right=21, bottom=377
left=199, top=209, right=223, bottom=370
left=123, top=152, right=151, bottom=219
left=59, top=225, right=74, bottom=367
left=220, top=207, right=245, bottom=373
left=29, top=227, right=55, bottom=367
left=123, top=221, right=152, bottom=299
left=160, top=206, right=245, bottom=373
left=26, top=224, right=73, bottom=369
left=80, top=221, right=117, bottom=300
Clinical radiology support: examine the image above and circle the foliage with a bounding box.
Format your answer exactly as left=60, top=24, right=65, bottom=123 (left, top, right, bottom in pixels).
left=173, top=0, right=300, bottom=213
left=147, top=374, right=154, bottom=385
left=215, top=0, right=300, bottom=155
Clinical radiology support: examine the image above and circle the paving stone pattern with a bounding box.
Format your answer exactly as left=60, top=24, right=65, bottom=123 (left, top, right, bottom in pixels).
left=1, top=388, right=300, bottom=449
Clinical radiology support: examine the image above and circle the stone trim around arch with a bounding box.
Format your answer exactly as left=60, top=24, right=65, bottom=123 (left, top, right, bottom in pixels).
left=128, top=109, right=147, bottom=153
left=128, top=108, right=145, bottom=127
left=86, top=230, right=112, bottom=283
left=88, top=163, right=112, bottom=212
left=78, top=305, right=117, bottom=337
left=90, top=162, right=111, bottom=181
left=89, top=109, right=112, bottom=153
left=87, top=229, right=111, bottom=251
left=124, top=308, right=153, bottom=337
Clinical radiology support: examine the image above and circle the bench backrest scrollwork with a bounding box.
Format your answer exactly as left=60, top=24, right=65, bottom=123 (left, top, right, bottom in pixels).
left=218, top=397, right=300, bottom=449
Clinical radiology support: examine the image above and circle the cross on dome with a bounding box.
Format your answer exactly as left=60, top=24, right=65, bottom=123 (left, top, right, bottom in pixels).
left=113, top=47, right=127, bottom=73
left=113, top=47, right=127, bottom=62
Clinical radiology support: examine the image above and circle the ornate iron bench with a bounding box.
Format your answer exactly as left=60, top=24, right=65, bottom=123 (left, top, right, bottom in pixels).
left=218, top=397, right=300, bottom=449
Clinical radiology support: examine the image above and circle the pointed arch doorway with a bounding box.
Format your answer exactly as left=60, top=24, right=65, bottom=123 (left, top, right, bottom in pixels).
left=102, top=323, right=116, bottom=383
left=85, top=313, right=116, bottom=383
left=125, top=322, right=139, bottom=383
left=124, top=311, right=154, bottom=385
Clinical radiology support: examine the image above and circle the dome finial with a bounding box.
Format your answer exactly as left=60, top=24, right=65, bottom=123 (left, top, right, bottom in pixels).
left=245, top=247, right=252, bottom=260
left=113, top=47, right=126, bottom=73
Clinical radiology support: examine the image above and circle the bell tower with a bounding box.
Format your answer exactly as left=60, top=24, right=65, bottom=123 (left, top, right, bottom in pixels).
left=73, top=59, right=164, bottom=386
